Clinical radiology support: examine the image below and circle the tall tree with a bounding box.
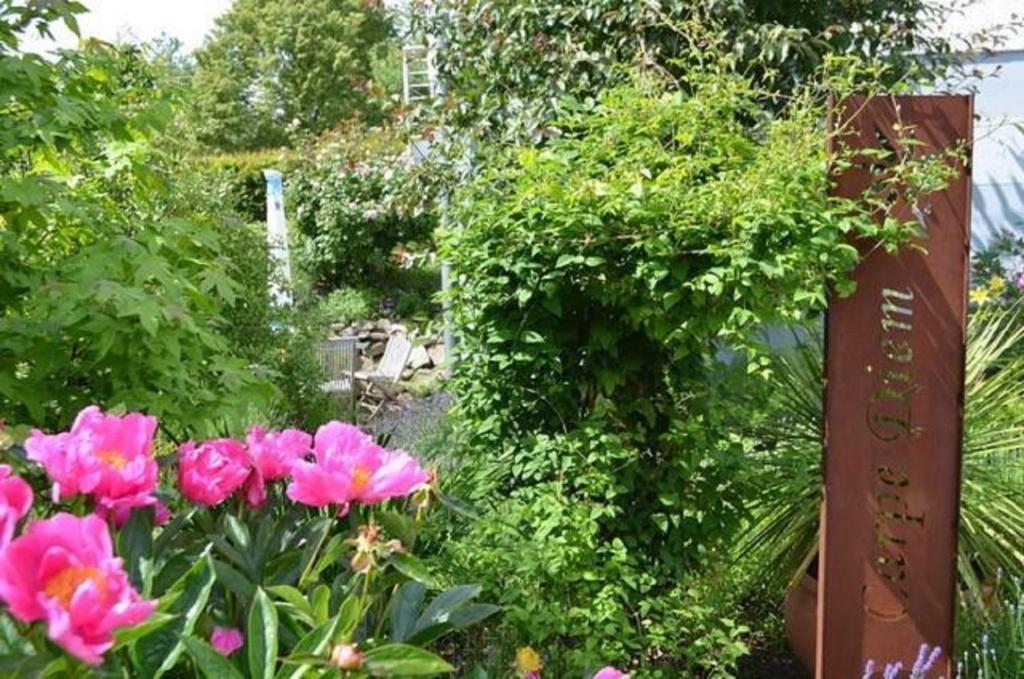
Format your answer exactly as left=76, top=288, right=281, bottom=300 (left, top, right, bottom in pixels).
left=190, top=0, right=392, bottom=151
left=413, top=0, right=987, bottom=146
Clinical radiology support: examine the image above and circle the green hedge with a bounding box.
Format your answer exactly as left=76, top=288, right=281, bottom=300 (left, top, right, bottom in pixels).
left=188, top=149, right=297, bottom=223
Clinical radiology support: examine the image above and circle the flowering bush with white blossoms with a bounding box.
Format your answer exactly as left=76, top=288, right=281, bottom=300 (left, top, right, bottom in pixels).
left=290, top=124, right=437, bottom=291
left=0, top=406, right=496, bottom=676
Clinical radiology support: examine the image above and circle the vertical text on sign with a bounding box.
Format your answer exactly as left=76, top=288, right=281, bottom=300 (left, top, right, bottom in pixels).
left=863, top=286, right=925, bottom=621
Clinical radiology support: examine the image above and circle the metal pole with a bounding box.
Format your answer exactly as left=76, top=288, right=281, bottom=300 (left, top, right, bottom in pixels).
left=441, top=260, right=454, bottom=366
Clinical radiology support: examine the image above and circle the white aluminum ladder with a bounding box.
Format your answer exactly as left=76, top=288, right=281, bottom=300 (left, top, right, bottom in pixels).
left=402, top=45, right=437, bottom=105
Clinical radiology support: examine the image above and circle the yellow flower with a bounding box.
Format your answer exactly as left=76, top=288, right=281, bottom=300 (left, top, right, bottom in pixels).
left=515, top=647, right=543, bottom=675
left=971, top=287, right=991, bottom=305
left=988, top=275, right=1007, bottom=295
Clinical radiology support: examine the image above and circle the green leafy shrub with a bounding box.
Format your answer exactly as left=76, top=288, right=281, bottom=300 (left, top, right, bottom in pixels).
left=213, top=221, right=346, bottom=432
left=1, top=220, right=276, bottom=438
left=0, top=9, right=274, bottom=436
left=290, top=125, right=437, bottom=291
left=312, top=267, right=442, bottom=329
left=257, top=317, right=348, bottom=432
left=317, top=288, right=375, bottom=327
left=435, top=53, right=953, bottom=673
left=217, top=222, right=276, bottom=356
left=431, top=425, right=751, bottom=676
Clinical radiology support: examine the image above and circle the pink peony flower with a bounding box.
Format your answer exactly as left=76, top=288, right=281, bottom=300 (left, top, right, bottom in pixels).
left=593, top=668, right=630, bottom=679
left=246, top=426, right=311, bottom=480
left=25, top=406, right=159, bottom=516
left=210, top=626, right=243, bottom=656
left=287, top=422, right=429, bottom=509
left=241, top=426, right=312, bottom=507
left=0, top=513, right=154, bottom=665
left=0, top=465, right=32, bottom=547
left=242, top=468, right=268, bottom=508
left=94, top=499, right=171, bottom=529
left=177, top=439, right=251, bottom=506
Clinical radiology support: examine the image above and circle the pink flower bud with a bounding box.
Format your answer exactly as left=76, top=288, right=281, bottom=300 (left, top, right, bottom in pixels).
left=211, top=626, right=243, bottom=656
left=330, top=643, right=365, bottom=670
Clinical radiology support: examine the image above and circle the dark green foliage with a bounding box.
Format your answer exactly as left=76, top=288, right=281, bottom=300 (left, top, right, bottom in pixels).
left=388, top=582, right=499, bottom=646
left=389, top=265, right=442, bottom=322
left=189, top=150, right=297, bottom=224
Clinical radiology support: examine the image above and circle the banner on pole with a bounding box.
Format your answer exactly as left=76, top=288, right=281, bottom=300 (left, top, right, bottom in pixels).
left=263, top=169, right=293, bottom=307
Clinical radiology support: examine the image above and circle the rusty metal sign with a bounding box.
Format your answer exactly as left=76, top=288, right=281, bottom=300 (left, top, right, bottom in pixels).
left=817, top=95, right=973, bottom=677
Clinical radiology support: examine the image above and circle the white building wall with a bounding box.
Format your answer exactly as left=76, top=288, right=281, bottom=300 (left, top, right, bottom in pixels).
left=929, top=0, right=1022, bottom=249
left=964, top=50, right=1024, bottom=248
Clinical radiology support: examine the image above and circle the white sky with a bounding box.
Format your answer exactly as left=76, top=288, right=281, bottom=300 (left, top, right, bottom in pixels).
left=19, top=0, right=1022, bottom=55
left=22, top=0, right=232, bottom=54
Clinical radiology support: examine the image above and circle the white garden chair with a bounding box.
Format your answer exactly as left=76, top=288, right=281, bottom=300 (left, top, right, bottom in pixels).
left=356, top=332, right=413, bottom=422
left=317, top=337, right=358, bottom=418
